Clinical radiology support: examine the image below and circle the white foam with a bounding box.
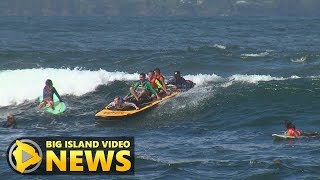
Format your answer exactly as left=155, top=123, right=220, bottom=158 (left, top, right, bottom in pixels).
left=241, top=52, right=269, bottom=58
left=236, top=0, right=248, bottom=4
left=228, top=74, right=285, bottom=83
left=183, top=73, right=222, bottom=86
left=227, top=74, right=302, bottom=84
left=213, top=44, right=226, bottom=50
left=0, top=68, right=138, bottom=107
left=291, top=57, right=307, bottom=63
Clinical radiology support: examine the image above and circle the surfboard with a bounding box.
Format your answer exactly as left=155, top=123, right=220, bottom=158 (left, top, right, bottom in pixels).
left=39, top=94, right=66, bottom=115
left=95, top=91, right=179, bottom=119
left=272, top=134, right=297, bottom=140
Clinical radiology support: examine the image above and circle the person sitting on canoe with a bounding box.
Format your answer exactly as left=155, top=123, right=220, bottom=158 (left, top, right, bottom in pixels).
left=147, top=70, right=170, bottom=96
left=38, top=79, right=63, bottom=110
left=285, top=120, right=319, bottom=137
left=154, top=68, right=169, bottom=92
left=106, top=96, right=139, bottom=110
left=125, top=73, right=161, bottom=103
left=167, top=71, right=195, bottom=90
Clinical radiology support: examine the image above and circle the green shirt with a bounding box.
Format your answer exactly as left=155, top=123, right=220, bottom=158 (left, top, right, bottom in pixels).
left=128, top=80, right=158, bottom=96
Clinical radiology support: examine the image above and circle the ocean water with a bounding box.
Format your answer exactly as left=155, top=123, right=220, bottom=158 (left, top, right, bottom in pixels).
left=0, top=16, right=320, bottom=179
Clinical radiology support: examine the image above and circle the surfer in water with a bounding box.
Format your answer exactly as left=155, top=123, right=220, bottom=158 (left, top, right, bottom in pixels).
left=167, top=71, right=195, bottom=91
left=3, top=114, right=16, bottom=128
left=38, top=79, right=63, bottom=110
left=285, top=120, right=319, bottom=137
left=106, top=96, right=139, bottom=110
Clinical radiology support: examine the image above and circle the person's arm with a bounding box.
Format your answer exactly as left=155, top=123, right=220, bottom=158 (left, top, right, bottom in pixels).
left=146, top=82, right=157, bottom=95
left=159, top=76, right=169, bottom=90
left=124, top=102, right=139, bottom=110
left=53, top=87, right=63, bottom=102
left=146, top=82, right=161, bottom=100
left=106, top=102, right=115, bottom=109
left=181, top=77, right=188, bottom=84
left=127, top=82, right=139, bottom=97
left=156, top=79, right=170, bottom=95
left=166, top=79, right=174, bottom=85
left=160, top=76, right=166, bottom=85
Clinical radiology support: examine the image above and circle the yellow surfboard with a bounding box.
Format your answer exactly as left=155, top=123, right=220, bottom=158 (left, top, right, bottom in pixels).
left=95, top=92, right=179, bottom=119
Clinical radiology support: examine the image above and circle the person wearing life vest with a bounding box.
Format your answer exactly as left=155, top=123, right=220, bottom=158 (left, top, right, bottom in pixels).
left=284, top=120, right=319, bottom=137
left=38, top=79, right=63, bottom=110
left=154, top=68, right=170, bottom=94
left=106, top=96, right=139, bottom=110
left=147, top=70, right=170, bottom=96
left=167, top=71, right=195, bottom=90
left=285, top=120, right=301, bottom=137
left=125, top=73, right=161, bottom=102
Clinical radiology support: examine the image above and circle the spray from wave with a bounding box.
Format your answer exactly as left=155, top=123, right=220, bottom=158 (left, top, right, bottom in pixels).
left=291, top=56, right=307, bottom=63
left=228, top=74, right=300, bottom=84
left=0, top=68, right=305, bottom=107
left=241, top=52, right=269, bottom=58
left=212, top=44, right=227, bottom=50
left=0, top=68, right=138, bottom=107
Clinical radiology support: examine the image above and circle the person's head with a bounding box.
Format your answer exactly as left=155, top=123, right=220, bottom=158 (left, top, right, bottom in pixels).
left=139, top=73, right=146, bottom=82
left=148, top=70, right=155, bottom=79
left=45, top=79, right=53, bottom=87
left=285, top=120, right=295, bottom=130
left=174, top=71, right=181, bottom=79
left=154, top=68, right=160, bottom=75
left=114, top=96, right=123, bottom=106
left=7, top=114, right=16, bottom=124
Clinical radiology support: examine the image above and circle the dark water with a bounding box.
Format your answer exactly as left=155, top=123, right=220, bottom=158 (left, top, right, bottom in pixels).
left=1, top=16, right=320, bottom=179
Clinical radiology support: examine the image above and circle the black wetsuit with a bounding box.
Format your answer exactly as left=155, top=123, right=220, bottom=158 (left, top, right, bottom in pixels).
left=167, top=77, right=195, bottom=90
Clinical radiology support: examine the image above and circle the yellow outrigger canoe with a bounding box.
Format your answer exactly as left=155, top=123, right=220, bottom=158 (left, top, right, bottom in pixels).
left=95, top=91, right=179, bottom=119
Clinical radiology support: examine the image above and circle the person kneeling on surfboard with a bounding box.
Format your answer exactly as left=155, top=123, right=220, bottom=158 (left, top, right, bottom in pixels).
left=285, top=120, right=319, bottom=137
left=167, top=71, right=195, bottom=91
left=38, top=79, right=63, bottom=110
left=106, top=96, right=139, bottom=110
left=125, top=73, right=161, bottom=104
left=147, top=70, right=170, bottom=96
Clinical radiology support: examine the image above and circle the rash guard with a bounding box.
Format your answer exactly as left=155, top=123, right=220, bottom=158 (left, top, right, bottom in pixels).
left=43, top=86, right=63, bottom=102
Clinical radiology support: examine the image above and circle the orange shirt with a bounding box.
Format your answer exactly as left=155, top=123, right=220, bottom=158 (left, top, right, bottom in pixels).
left=287, top=128, right=301, bottom=136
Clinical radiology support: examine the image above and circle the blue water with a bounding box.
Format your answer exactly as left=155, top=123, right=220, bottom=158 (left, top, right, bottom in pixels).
left=1, top=16, right=320, bottom=179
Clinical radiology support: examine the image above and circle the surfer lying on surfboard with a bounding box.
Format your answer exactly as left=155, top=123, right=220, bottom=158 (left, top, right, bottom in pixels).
left=285, top=120, right=319, bottom=137
left=106, top=96, right=139, bottom=110
left=167, top=71, right=195, bottom=91
left=38, top=79, right=63, bottom=110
